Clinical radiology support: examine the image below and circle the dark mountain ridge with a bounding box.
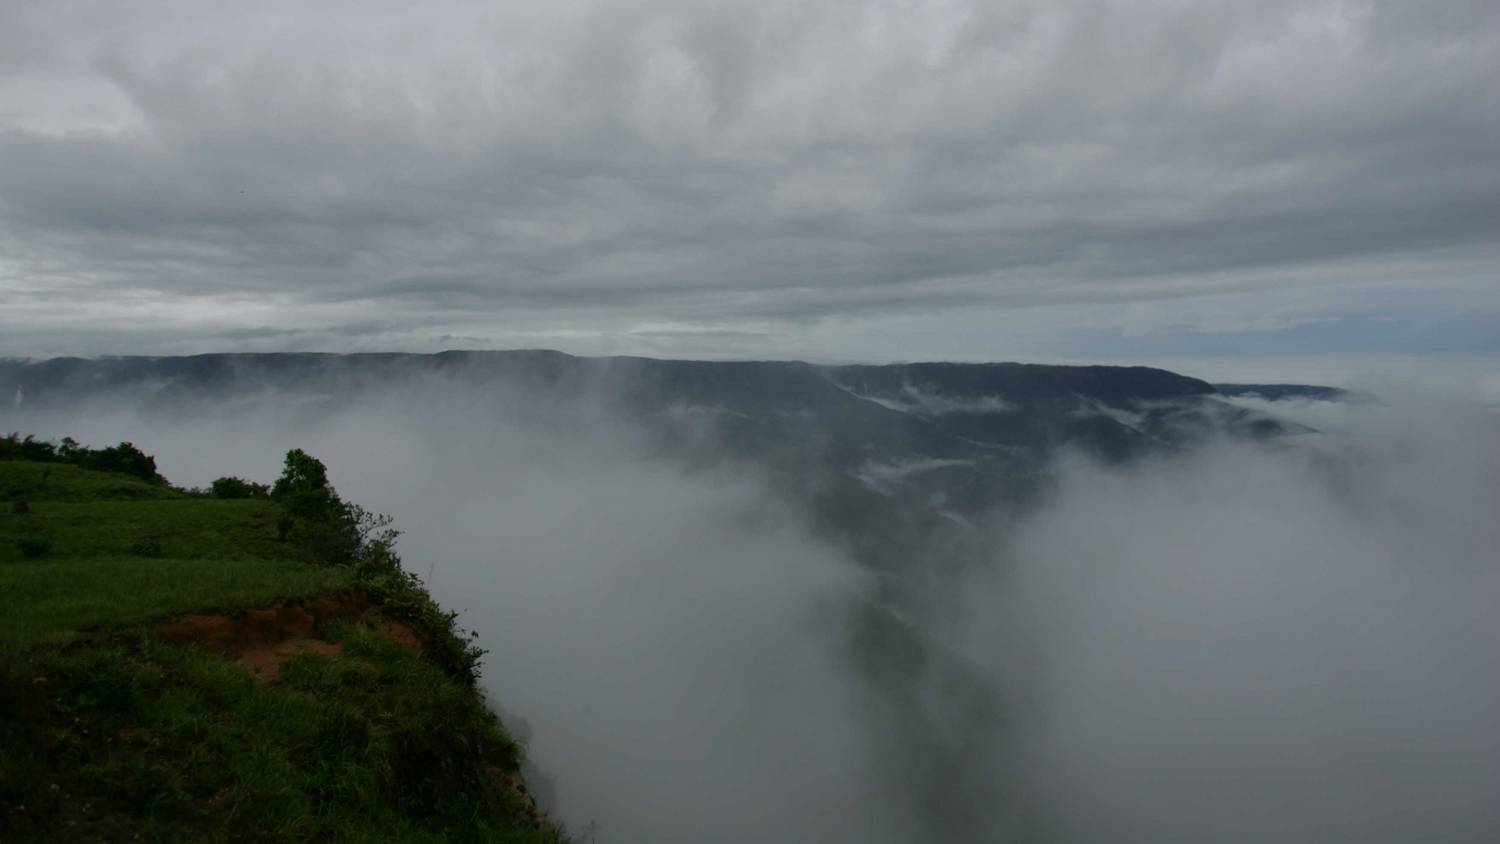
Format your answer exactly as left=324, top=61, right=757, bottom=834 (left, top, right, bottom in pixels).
left=2, top=351, right=1195, bottom=394
left=0, top=351, right=1339, bottom=573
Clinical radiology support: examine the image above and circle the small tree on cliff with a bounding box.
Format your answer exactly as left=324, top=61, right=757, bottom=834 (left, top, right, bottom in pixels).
left=270, top=448, right=399, bottom=569
left=271, top=449, right=331, bottom=501
left=271, top=449, right=358, bottom=565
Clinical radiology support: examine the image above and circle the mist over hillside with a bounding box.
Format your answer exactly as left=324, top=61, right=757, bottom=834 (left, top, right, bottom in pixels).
left=4, top=352, right=1498, bottom=843
left=1, top=352, right=1305, bottom=578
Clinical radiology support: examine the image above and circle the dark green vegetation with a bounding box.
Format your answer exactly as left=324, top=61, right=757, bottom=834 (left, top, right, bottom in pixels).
left=1, top=439, right=565, bottom=842
left=1, top=433, right=166, bottom=485
left=1, top=556, right=353, bottom=654
left=210, top=476, right=271, bottom=500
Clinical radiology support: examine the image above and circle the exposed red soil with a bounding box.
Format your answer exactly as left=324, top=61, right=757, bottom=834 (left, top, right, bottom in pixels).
left=374, top=618, right=424, bottom=654
left=156, top=591, right=423, bottom=681
left=237, top=639, right=343, bottom=681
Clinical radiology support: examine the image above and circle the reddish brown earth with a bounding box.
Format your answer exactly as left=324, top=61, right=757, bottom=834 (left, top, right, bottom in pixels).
left=236, top=639, right=343, bottom=681
left=156, top=591, right=423, bottom=681
left=374, top=618, right=424, bottom=654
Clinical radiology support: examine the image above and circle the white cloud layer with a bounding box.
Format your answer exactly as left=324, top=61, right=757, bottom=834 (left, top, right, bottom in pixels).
left=0, top=0, right=1497, bottom=359
left=7, top=375, right=1499, bottom=842
left=958, top=397, right=1500, bottom=842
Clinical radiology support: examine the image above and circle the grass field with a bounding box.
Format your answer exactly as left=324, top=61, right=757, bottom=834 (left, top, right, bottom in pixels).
left=0, top=459, right=353, bottom=652
left=0, top=460, right=179, bottom=502
left=0, top=458, right=565, bottom=843
left=0, top=555, right=355, bottom=653
left=0, top=498, right=293, bottom=564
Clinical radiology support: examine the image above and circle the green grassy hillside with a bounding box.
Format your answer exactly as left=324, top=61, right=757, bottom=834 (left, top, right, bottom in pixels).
left=0, top=452, right=566, bottom=843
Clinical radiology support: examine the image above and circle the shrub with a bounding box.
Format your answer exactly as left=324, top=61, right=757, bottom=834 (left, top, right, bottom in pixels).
left=1, top=434, right=167, bottom=484
left=263, top=448, right=487, bottom=687
left=210, top=476, right=270, bottom=499
left=265, top=448, right=485, bottom=685
left=79, top=442, right=161, bottom=483
left=270, top=449, right=332, bottom=502
left=0, top=434, right=58, bottom=463
left=271, top=449, right=364, bottom=566
left=361, top=566, right=488, bottom=687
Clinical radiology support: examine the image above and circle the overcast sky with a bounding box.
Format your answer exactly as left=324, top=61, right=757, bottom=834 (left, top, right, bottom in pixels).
left=1, top=0, right=1496, bottom=371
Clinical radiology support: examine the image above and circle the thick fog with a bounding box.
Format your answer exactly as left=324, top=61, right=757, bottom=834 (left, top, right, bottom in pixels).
left=8, top=380, right=1500, bottom=843
left=11, top=383, right=919, bottom=842
left=957, top=395, right=1500, bottom=842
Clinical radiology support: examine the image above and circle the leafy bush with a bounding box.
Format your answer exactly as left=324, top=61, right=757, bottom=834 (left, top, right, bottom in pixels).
left=270, top=448, right=332, bottom=502
left=210, top=476, right=269, bottom=499
left=271, top=449, right=361, bottom=565
left=1, top=434, right=166, bottom=485
left=361, top=566, right=488, bottom=687
left=0, top=434, right=64, bottom=463
left=79, top=442, right=160, bottom=483
left=269, top=448, right=487, bottom=686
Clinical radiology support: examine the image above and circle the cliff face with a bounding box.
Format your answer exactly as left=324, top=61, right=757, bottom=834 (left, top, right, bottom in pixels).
left=0, top=452, right=566, bottom=843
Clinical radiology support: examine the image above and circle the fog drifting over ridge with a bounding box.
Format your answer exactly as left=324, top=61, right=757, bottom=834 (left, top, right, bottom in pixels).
left=6, top=377, right=1499, bottom=843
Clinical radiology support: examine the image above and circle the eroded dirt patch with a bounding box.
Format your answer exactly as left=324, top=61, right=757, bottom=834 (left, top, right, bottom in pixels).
left=374, top=618, right=424, bottom=654
left=155, top=591, right=422, bottom=680
left=238, top=639, right=343, bottom=681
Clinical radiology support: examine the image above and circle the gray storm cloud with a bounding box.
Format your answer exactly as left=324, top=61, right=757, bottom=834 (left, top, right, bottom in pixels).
left=2, top=0, right=1498, bottom=357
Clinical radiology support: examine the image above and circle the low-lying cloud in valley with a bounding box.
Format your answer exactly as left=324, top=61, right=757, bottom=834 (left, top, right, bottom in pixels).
left=4, top=0, right=1496, bottom=838
left=961, top=398, right=1500, bottom=842
left=7, top=375, right=1498, bottom=843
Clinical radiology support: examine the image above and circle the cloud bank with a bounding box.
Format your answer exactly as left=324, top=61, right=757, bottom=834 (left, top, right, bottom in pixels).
left=2, top=0, right=1497, bottom=358
left=960, top=397, right=1500, bottom=842
left=7, top=379, right=1499, bottom=842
